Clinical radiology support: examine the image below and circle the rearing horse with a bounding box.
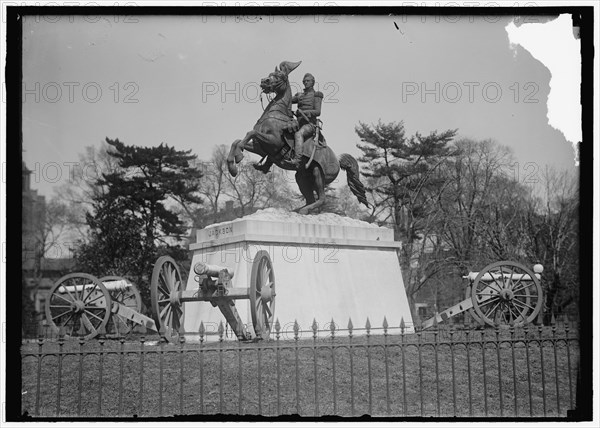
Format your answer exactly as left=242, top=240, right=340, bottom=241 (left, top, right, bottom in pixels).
left=227, top=60, right=368, bottom=215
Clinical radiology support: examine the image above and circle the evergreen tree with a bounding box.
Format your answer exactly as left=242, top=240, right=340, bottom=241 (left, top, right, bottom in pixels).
left=355, top=121, right=456, bottom=241
left=355, top=121, right=456, bottom=322
left=75, top=138, right=203, bottom=306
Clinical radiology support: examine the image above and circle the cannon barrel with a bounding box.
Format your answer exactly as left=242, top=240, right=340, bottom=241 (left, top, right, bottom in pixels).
left=193, top=262, right=234, bottom=278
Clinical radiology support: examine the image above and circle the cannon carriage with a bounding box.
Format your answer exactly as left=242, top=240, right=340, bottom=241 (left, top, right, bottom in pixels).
left=421, top=261, right=544, bottom=330
left=44, top=251, right=276, bottom=343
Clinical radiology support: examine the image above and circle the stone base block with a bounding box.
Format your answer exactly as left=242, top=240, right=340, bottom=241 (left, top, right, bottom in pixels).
left=183, top=209, right=414, bottom=341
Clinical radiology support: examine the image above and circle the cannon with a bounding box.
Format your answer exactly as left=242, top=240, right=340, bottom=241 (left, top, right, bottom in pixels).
left=44, top=251, right=276, bottom=343
left=44, top=273, right=154, bottom=340
left=422, top=261, right=544, bottom=330
left=150, top=250, right=276, bottom=343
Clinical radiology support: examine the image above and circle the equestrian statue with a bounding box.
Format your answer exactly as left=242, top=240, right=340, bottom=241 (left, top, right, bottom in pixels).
left=227, top=60, right=369, bottom=215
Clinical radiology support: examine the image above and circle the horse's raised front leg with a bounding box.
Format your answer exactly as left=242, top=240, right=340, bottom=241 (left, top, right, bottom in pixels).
left=227, top=130, right=255, bottom=176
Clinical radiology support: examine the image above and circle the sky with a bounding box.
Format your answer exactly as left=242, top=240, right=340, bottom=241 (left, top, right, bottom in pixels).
left=20, top=11, right=581, bottom=198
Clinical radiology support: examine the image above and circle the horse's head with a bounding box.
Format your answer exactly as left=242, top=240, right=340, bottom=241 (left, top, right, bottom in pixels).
left=260, top=60, right=301, bottom=95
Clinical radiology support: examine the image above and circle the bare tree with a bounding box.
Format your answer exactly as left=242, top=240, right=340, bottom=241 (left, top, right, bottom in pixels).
left=53, top=140, right=121, bottom=239
left=521, top=167, right=579, bottom=322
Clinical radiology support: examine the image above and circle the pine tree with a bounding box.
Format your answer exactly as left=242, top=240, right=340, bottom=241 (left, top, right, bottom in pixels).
left=355, top=120, right=456, bottom=323
left=355, top=120, right=456, bottom=241
left=75, top=138, right=203, bottom=306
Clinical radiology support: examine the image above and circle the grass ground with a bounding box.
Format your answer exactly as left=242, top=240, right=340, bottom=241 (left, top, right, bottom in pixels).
left=20, top=325, right=579, bottom=419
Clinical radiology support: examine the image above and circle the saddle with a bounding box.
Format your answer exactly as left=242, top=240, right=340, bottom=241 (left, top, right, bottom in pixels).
left=277, top=119, right=327, bottom=162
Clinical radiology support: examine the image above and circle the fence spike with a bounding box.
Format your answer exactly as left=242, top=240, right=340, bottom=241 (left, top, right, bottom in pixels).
left=77, top=322, right=87, bottom=336
left=536, top=310, right=544, bottom=326
left=199, top=321, right=205, bottom=336
left=365, top=317, right=371, bottom=334
left=400, top=317, right=405, bottom=333
left=347, top=318, right=353, bottom=332
left=218, top=321, right=224, bottom=341
left=275, top=318, right=281, bottom=333
left=37, top=323, right=45, bottom=340
left=293, top=320, right=300, bottom=339
left=383, top=316, right=388, bottom=334
left=330, top=318, right=336, bottom=334
left=58, top=326, right=66, bottom=340
left=312, top=319, right=318, bottom=337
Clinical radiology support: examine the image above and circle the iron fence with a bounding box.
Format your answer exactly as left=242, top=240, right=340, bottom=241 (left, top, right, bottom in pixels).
left=20, top=318, right=579, bottom=419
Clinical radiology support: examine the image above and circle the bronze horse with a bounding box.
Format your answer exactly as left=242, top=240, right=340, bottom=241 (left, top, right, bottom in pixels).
left=227, top=60, right=368, bottom=215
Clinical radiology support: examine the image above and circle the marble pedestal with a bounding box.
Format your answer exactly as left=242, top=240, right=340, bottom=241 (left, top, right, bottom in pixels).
left=183, top=208, right=414, bottom=341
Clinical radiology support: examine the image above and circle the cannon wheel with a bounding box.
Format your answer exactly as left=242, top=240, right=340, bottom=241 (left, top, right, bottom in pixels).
left=151, top=256, right=185, bottom=343
left=100, top=276, right=142, bottom=335
left=45, top=273, right=111, bottom=340
left=471, top=261, right=543, bottom=328
left=250, top=250, right=276, bottom=340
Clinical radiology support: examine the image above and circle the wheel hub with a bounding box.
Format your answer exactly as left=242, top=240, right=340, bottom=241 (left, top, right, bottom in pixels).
left=500, top=289, right=514, bottom=301
left=169, top=289, right=181, bottom=306
left=260, top=284, right=274, bottom=303
left=71, top=300, right=86, bottom=313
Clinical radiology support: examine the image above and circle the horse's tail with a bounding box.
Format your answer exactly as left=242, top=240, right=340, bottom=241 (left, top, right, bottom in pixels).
left=339, top=153, right=369, bottom=208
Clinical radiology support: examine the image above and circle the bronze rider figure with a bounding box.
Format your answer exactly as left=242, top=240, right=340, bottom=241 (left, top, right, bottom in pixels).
left=291, top=73, right=323, bottom=167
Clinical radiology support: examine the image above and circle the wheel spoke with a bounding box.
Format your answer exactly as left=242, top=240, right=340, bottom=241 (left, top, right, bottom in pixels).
left=160, top=304, right=171, bottom=319
left=85, top=293, right=105, bottom=306
left=59, top=312, right=75, bottom=328
left=159, top=271, right=170, bottom=292
left=84, top=309, right=104, bottom=323
left=500, top=304, right=508, bottom=324
left=168, top=264, right=176, bottom=289
left=512, top=299, right=536, bottom=311
left=264, top=304, right=272, bottom=318
left=508, top=303, right=525, bottom=320
left=52, top=293, right=75, bottom=305
left=164, top=305, right=173, bottom=327
left=484, top=300, right=502, bottom=318
left=498, top=266, right=507, bottom=289
left=80, top=313, right=97, bottom=335
left=51, top=309, right=73, bottom=320
left=61, top=279, right=78, bottom=303
left=509, top=273, right=526, bottom=293
left=81, top=282, right=98, bottom=304
left=477, top=295, right=500, bottom=307
left=486, top=271, right=504, bottom=292
left=158, top=283, right=170, bottom=298
left=512, top=282, right=534, bottom=294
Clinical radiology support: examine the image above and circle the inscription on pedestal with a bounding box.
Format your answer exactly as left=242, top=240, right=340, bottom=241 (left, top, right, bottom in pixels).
left=207, top=224, right=233, bottom=240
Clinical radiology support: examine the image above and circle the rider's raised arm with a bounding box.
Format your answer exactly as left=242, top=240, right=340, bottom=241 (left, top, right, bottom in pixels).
left=305, top=91, right=323, bottom=117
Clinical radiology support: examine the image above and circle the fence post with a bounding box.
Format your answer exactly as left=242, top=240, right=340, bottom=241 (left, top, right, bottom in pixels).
left=312, top=319, right=319, bottom=417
